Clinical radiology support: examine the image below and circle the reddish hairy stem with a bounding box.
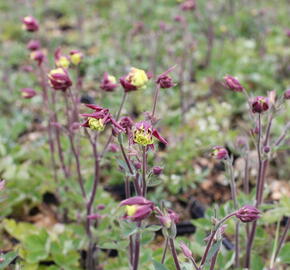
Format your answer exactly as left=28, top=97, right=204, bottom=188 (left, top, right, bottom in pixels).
left=169, top=238, right=181, bottom=270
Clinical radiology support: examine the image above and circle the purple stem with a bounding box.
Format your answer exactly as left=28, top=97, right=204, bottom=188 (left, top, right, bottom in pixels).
left=152, top=84, right=160, bottom=119
left=169, top=238, right=181, bottom=270
left=161, top=237, right=169, bottom=264
left=133, top=223, right=141, bottom=270
left=142, top=147, right=147, bottom=197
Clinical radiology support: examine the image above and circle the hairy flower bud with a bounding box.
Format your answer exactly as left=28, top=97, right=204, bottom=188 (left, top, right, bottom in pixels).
left=153, top=166, right=163, bottom=175
left=211, top=146, right=228, bottom=160
left=70, top=50, right=83, bottom=65
left=251, top=96, right=270, bottom=113
left=100, top=72, right=118, bottom=92
left=48, top=68, right=72, bottom=91
left=180, top=242, right=193, bottom=258
left=224, top=75, right=244, bottom=92
left=283, top=89, right=290, bottom=100
left=120, top=67, right=149, bottom=92
left=27, top=40, right=41, bottom=51
left=235, top=205, right=260, bottom=223
left=22, top=16, right=39, bottom=32
left=21, top=88, right=36, bottom=99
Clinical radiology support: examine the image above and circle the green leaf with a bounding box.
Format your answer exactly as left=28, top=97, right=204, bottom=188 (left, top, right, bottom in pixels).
left=278, top=243, right=290, bottom=263
left=152, top=260, right=169, bottom=270
left=120, top=221, right=138, bottom=237
left=144, top=225, right=162, bottom=232
left=0, top=251, right=17, bottom=269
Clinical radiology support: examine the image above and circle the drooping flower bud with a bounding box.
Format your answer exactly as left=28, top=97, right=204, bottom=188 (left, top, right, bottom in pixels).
left=156, top=66, right=176, bottom=89
left=30, top=50, right=45, bottom=66
left=157, top=209, right=179, bottom=229
left=22, top=16, right=39, bottom=32
left=119, top=116, right=134, bottom=134
left=21, top=88, right=36, bottom=99
left=180, top=0, right=196, bottom=11
left=69, top=50, right=83, bottom=65
left=132, top=120, right=167, bottom=147
left=235, top=205, right=260, bottom=223
left=27, top=40, right=41, bottom=51
left=133, top=161, right=142, bottom=170
left=54, top=48, right=70, bottom=69
left=120, top=67, right=149, bottom=92
left=180, top=242, right=193, bottom=258
left=48, top=68, right=72, bottom=91
left=211, top=146, right=228, bottom=160
left=251, top=96, right=270, bottom=113
left=283, top=89, right=290, bottom=100
left=100, top=72, right=118, bottom=92
left=153, top=166, right=163, bottom=176
left=224, top=75, right=244, bottom=92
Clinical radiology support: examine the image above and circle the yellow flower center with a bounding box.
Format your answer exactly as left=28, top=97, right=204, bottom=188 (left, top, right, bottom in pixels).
left=49, top=68, right=65, bottom=76
left=126, top=205, right=138, bottom=216
left=134, top=129, right=153, bottom=146
left=108, top=75, right=116, bottom=84
left=56, top=56, right=70, bottom=69
left=88, top=118, right=105, bottom=131
left=70, top=53, right=82, bottom=65
left=127, top=67, right=148, bottom=89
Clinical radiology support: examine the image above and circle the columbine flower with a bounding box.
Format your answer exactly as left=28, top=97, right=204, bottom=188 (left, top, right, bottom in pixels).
left=132, top=120, right=167, bottom=147
left=180, top=242, right=193, bottom=258
left=48, top=68, right=72, bottom=91
left=120, top=196, right=154, bottom=222
left=27, top=40, right=41, bottom=51
left=211, top=146, right=228, bottom=160
left=180, top=0, right=196, bottom=11
left=284, top=89, right=290, bottom=100
left=30, top=50, right=45, bottom=66
left=156, top=66, right=176, bottom=89
left=22, top=16, right=39, bottom=32
left=21, top=88, right=36, bottom=99
left=81, top=104, right=124, bottom=132
left=120, top=67, right=149, bottom=92
left=100, top=72, right=118, bottom=92
left=54, top=48, right=70, bottom=69
left=235, top=205, right=260, bottom=223
left=224, top=75, right=244, bottom=92
left=69, top=50, right=83, bottom=65
left=251, top=96, right=270, bottom=113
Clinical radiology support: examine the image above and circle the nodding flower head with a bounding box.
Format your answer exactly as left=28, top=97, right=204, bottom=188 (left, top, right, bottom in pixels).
left=132, top=121, right=167, bottom=147
left=21, top=88, right=36, bottom=99
left=81, top=104, right=124, bottom=132
left=284, top=89, right=290, bottom=100
left=180, top=242, right=193, bottom=258
left=119, top=116, right=134, bottom=134
left=30, top=50, right=45, bottom=66
left=180, top=0, right=196, bottom=11
left=48, top=68, right=72, bottom=91
left=235, top=205, right=261, bottom=223
left=22, top=16, right=39, bottom=32
left=100, top=72, right=118, bottom=92
left=156, top=66, right=176, bottom=89
left=27, top=40, right=41, bottom=51
left=211, top=146, right=228, bottom=160
left=251, top=96, right=270, bottom=113
left=224, top=75, right=244, bottom=92
left=54, top=48, right=70, bottom=69
left=120, top=67, right=149, bottom=92
left=120, top=196, right=154, bottom=222
left=69, top=50, right=83, bottom=65
left=157, top=208, right=179, bottom=229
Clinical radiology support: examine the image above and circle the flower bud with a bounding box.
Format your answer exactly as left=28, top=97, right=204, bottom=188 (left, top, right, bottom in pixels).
left=70, top=50, right=83, bottom=65
left=27, top=40, right=41, bottom=51
left=97, top=204, right=105, bottom=210
left=153, top=166, right=163, bottom=175
left=180, top=242, right=192, bottom=258
left=22, top=16, right=39, bottom=32
left=263, top=146, right=270, bottom=153
left=48, top=68, right=72, bottom=91
left=133, top=161, right=142, bottom=170
left=87, top=213, right=102, bottom=220
left=100, top=72, right=118, bottom=92
left=108, top=143, right=119, bottom=153
left=156, top=66, right=176, bottom=89
left=54, top=48, right=70, bottom=69
left=251, top=96, right=270, bottom=113
left=30, top=50, right=45, bottom=66
left=119, top=116, right=134, bottom=134
left=224, top=75, right=244, bottom=92
left=211, top=146, right=228, bottom=160
left=21, top=88, right=36, bottom=99
left=180, top=0, right=196, bottom=11
left=283, top=89, right=290, bottom=100
left=120, top=67, right=149, bottom=92
left=235, top=205, right=260, bottom=223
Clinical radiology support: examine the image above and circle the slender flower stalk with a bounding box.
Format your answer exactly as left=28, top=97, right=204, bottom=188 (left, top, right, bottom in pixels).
left=274, top=217, right=290, bottom=261
left=161, top=238, right=169, bottom=264
left=169, top=238, right=181, bottom=270
left=152, top=84, right=160, bottom=119
left=142, top=146, right=147, bottom=196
